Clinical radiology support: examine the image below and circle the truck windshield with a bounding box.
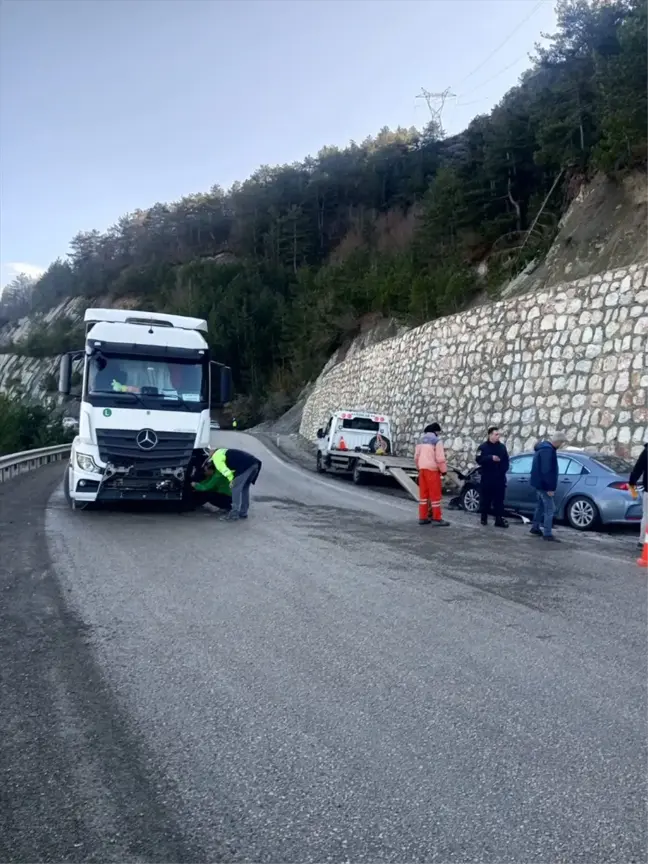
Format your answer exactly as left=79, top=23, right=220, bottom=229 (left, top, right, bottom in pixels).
left=341, top=417, right=380, bottom=432
left=86, top=353, right=208, bottom=412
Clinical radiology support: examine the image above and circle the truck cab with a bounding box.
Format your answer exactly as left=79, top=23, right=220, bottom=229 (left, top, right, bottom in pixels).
left=59, top=308, right=232, bottom=508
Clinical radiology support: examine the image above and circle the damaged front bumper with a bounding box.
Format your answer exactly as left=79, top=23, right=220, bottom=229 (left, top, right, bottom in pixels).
left=97, top=462, right=189, bottom=501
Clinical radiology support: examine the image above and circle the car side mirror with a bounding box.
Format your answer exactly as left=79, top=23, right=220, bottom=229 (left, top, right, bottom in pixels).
left=316, top=429, right=324, bottom=439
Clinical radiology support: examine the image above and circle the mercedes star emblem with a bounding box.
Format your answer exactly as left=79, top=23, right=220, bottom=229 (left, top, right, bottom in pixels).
left=136, top=428, right=158, bottom=450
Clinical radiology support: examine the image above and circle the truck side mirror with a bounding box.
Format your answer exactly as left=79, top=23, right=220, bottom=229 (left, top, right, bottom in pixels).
left=220, top=365, right=232, bottom=405
left=316, top=428, right=324, bottom=439
left=59, top=353, right=72, bottom=395
left=210, top=361, right=233, bottom=406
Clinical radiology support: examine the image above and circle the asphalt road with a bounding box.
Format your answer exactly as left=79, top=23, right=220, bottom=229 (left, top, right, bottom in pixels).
left=1, top=432, right=646, bottom=863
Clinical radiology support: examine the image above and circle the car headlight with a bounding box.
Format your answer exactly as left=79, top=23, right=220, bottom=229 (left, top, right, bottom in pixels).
left=76, top=452, right=99, bottom=473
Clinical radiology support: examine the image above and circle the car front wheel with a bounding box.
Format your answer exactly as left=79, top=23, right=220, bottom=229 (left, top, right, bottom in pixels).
left=566, top=495, right=599, bottom=531
left=461, top=485, right=481, bottom=513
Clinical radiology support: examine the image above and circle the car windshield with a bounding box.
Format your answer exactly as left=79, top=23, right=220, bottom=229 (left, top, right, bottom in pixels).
left=592, top=454, right=634, bottom=475
left=87, top=354, right=207, bottom=406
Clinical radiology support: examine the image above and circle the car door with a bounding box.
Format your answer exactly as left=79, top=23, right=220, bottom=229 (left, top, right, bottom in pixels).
left=505, top=455, right=535, bottom=511
left=553, top=456, right=585, bottom=511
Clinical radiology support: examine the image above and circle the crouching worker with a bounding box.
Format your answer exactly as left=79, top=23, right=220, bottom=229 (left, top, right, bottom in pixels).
left=190, top=459, right=232, bottom=513
left=193, top=447, right=262, bottom=521
left=415, top=423, right=450, bottom=527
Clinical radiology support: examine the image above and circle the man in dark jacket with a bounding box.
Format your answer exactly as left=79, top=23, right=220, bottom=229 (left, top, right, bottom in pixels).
left=629, top=442, right=647, bottom=550
left=530, top=431, right=567, bottom=542
left=192, top=447, right=262, bottom=520
left=476, top=426, right=510, bottom=528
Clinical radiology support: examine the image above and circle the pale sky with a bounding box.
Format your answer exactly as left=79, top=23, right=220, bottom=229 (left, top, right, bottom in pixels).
left=0, top=0, right=557, bottom=289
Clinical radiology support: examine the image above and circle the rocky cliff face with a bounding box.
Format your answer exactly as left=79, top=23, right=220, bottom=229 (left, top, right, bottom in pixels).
left=301, top=263, right=648, bottom=465
left=0, top=298, right=81, bottom=400
left=0, top=295, right=142, bottom=401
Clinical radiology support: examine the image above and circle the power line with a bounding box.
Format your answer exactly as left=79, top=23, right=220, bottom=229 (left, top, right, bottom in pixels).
left=456, top=0, right=546, bottom=88
left=459, top=53, right=530, bottom=98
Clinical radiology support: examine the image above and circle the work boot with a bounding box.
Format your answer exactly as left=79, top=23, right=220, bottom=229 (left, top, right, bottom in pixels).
left=529, top=527, right=543, bottom=536
left=494, top=518, right=509, bottom=529
left=226, top=511, right=241, bottom=521
left=419, top=518, right=432, bottom=525
left=543, top=534, right=561, bottom=543
left=480, top=516, right=488, bottom=526
left=432, top=519, right=450, bottom=527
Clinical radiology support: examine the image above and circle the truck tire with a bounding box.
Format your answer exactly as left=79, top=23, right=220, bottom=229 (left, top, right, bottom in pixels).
left=64, top=465, right=74, bottom=509
left=368, top=435, right=391, bottom=455
left=65, top=466, right=93, bottom=511
left=352, top=460, right=365, bottom=485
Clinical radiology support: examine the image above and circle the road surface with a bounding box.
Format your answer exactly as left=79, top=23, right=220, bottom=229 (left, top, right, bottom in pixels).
left=1, top=432, right=646, bottom=863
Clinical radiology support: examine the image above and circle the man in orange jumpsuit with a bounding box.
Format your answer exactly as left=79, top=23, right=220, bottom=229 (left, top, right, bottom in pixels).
left=415, top=422, right=450, bottom=526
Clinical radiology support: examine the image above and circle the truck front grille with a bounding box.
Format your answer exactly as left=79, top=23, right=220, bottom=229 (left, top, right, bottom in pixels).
left=96, top=428, right=195, bottom=469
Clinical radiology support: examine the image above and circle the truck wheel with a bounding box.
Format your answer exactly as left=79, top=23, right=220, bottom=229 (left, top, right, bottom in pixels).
left=368, top=435, right=391, bottom=455
left=352, top=460, right=365, bottom=485
left=316, top=452, right=325, bottom=474
left=64, top=466, right=75, bottom=509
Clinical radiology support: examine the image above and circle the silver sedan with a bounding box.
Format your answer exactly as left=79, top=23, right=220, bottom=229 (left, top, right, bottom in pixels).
left=459, top=450, right=642, bottom=531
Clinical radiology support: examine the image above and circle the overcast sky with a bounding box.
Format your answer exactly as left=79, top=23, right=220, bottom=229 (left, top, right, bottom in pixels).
left=0, top=0, right=557, bottom=289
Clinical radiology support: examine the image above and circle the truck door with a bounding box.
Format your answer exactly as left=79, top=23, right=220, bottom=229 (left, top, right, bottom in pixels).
left=322, top=416, right=333, bottom=452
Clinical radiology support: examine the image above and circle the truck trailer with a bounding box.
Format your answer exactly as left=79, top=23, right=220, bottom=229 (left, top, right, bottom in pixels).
left=59, top=308, right=232, bottom=508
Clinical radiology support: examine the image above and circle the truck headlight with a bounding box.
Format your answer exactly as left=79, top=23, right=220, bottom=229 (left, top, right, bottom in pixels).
left=76, top=452, right=99, bottom=473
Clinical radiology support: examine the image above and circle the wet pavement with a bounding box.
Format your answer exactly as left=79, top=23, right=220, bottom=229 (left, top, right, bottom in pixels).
left=1, top=433, right=646, bottom=862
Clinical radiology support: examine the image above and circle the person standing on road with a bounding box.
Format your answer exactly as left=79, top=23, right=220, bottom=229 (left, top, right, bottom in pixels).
left=476, top=426, right=510, bottom=528
left=529, top=431, right=567, bottom=542
left=415, top=422, right=450, bottom=527
left=192, top=447, right=262, bottom=521
left=629, top=442, right=647, bottom=550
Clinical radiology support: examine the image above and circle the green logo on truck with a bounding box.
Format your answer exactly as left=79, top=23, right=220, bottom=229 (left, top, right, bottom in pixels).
left=103, top=408, right=112, bottom=417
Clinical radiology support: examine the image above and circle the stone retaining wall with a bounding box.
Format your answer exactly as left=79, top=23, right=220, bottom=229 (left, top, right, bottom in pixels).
left=300, top=263, right=648, bottom=465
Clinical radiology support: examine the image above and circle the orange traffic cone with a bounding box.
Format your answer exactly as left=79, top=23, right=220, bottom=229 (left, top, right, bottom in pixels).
left=638, top=528, right=648, bottom=568
left=338, top=436, right=347, bottom=450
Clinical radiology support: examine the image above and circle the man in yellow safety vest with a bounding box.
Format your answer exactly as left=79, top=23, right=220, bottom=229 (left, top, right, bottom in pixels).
left=192, top=447, right=261, bottom=520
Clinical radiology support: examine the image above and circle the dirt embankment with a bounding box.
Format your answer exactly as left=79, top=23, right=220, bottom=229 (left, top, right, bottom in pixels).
left=501, top=170, right=648, bottom=298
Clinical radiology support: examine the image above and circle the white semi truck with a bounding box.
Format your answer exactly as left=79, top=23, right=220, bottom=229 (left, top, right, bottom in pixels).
left=59, top=308, right=232, bottom=508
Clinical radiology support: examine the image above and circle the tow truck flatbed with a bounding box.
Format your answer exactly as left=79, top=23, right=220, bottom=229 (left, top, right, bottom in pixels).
left=326, top=449, right=420, bottom=501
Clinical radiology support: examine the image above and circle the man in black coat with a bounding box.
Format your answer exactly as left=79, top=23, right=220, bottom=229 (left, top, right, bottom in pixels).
left=476, top=426, right=510, bottom=528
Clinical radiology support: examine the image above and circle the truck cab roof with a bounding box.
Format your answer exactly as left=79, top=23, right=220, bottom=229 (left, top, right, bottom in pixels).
left=87, top=320, right=208, bottom=351
left=84, top=308, right=208, bottom=333
left=332, top=410, right=391, bottom=422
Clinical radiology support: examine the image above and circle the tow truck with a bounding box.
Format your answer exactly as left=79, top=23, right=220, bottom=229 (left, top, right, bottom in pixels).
left=315, top=409, right=420, bottom=501
left=58, top=308, right=232, bottom=508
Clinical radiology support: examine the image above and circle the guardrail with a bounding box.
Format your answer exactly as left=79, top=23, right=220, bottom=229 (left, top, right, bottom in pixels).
left=0, top=444, right=71, bottom=484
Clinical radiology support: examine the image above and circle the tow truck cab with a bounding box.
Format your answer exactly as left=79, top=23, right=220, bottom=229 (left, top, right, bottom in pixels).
left=59, top=308, right=232, bottom=507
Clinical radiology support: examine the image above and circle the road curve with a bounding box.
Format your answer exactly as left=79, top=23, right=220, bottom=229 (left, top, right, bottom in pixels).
left=1, top=432, right=646, bottom=863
